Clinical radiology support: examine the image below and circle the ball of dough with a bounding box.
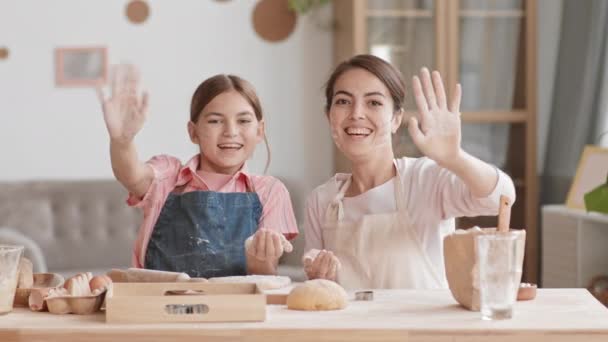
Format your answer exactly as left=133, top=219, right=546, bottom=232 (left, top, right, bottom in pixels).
left=286, top=279, right=348, bottom=311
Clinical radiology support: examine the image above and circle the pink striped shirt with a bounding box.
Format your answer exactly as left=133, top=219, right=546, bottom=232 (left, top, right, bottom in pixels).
left=128, top=154, right=299, bottom=268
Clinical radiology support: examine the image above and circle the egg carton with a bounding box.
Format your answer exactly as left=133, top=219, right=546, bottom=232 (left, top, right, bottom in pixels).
left=13, top=273, right=64, bottom=307
left=45, top=287, right=108, bottom=315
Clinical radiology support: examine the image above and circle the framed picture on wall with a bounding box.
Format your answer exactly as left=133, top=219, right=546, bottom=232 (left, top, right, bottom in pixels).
left=55, top=46, right=108, bottom=87
left=566, top=145, right=608, bottom=209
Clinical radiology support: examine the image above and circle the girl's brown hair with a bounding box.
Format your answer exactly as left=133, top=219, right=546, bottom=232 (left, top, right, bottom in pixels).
left=190, top=74, right=271, bottom=173
left=324, top=54, right=406, bottom=113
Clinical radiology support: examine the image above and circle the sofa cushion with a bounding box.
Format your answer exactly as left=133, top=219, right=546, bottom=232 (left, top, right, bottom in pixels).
left=0, top=199, right=53, bottom=240
left=0, top=180, right=141, bottom=272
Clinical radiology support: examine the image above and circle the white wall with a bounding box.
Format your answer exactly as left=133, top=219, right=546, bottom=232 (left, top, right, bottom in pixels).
left=0, top=0, right=335, bottom=220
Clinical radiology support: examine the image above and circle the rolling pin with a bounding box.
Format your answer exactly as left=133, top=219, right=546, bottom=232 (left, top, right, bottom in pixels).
left=107, top=268, right=191, bottom=283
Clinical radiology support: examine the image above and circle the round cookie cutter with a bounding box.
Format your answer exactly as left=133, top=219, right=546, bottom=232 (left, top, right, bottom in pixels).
left=355, top=290, right=374, bottom=301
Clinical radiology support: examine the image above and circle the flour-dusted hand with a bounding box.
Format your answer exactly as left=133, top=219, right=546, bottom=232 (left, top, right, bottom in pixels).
left=245, top=228, right=292, bottom=262
left=408, top=68, right=463, bottom=167
left=302, top=249, right=341, bottom=282
left=97, top=64, right=154, bottom=198
left=97, top=64, right=149, bottom=144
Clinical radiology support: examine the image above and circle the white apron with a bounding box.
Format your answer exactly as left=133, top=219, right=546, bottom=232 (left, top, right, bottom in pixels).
left=321, top=170, right=446, bottom=289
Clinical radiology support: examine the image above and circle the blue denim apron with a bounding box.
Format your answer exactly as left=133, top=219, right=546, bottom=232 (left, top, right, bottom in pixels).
left=144, top=182, right=262, bottom=278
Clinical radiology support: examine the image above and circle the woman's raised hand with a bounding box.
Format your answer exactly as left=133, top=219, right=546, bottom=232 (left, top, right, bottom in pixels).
left=97, top=64, right=149, bottom=144
left=408, top=68, right=463, bottom=167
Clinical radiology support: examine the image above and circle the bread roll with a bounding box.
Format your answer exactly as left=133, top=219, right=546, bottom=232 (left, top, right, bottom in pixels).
left=17, top=257, right=34, bottom=288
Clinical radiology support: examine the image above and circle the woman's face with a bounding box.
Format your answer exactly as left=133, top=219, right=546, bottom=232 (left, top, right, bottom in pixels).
left=328, top=68, right=402, bottom=161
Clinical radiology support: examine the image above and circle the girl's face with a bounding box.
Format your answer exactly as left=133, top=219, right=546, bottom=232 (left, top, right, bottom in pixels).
left=328, top=68, right=403, bottom=161
left=188, top=90, right=264, bottom=174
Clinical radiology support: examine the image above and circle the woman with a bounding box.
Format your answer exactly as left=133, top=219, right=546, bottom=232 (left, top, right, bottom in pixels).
left=302, top=55, right=515, bottom=289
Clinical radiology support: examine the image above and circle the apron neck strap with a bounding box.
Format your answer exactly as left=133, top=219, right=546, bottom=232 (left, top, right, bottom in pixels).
left=326, top=160, right=407, bottom=223
left=325, top=176, right=350, bottom=223
left=393, top=165, right=406, bottom=212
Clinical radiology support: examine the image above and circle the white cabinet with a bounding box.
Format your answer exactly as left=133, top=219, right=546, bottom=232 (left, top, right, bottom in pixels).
left=541, top=205, right=608, bottom=288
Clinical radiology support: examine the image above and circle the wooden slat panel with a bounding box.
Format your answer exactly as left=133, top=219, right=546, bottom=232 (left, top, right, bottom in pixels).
left=524, top=0, right=539, bottom=285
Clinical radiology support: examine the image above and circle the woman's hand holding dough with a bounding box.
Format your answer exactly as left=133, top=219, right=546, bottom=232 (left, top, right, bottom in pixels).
left=303, top=249, right=341, bottom=282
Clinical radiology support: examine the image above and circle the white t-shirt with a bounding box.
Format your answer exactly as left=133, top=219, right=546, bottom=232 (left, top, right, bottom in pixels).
left=303, top=156, right=516, bottom=277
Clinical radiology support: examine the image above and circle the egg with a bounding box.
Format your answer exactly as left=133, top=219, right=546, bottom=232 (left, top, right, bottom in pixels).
left=89, top=275, right=112, bottom=293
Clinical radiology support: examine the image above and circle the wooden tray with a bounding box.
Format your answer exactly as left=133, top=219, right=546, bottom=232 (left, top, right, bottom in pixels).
left=105, top=282, right=266, bottom=323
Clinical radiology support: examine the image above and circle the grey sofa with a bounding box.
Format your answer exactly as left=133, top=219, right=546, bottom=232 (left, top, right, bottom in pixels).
left=0, top=180, right=305, bottom=281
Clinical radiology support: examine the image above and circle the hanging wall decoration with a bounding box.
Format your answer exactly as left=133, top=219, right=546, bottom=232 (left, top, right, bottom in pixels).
left=252, top=0, right=297, bottom=42
left=126, top=0, right=150, bottom=24
left=55, top=47, right=108, bottom=87
left=0, top=47, right=9, bottom=60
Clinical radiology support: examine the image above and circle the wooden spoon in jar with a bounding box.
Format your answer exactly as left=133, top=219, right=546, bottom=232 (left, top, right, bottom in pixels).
left=497, top=195, right=511, bottom=233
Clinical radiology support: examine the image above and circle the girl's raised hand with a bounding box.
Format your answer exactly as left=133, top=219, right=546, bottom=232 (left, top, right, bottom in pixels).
left=408, top=68, right=463, bottom=167
left=97, top=64, right=149, bottom=144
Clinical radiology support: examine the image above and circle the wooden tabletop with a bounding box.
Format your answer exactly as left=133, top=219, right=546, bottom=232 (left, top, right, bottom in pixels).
left=1, top=289, right=608, bottom=341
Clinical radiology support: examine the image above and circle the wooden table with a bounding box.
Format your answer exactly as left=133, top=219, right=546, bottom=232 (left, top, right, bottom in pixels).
left=1, top=289, right=607, bottom=341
